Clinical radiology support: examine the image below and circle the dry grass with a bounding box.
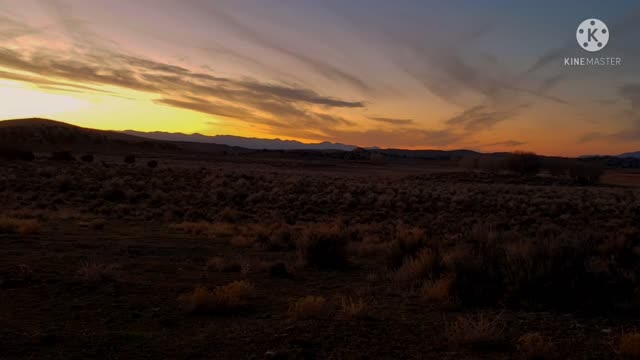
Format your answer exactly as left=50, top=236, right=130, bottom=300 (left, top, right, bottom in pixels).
left=620, top=332, right=640, bottom=358
left=171, top=221, right=236, bottom=237
left=517, top=332, right=557, bottom=359
left=171, top=221, right=211, bottom=235
left=446, top=313, right=506, bottom=350
left=422, top=274, right=455, bottom=303
left=0, top=217, right=40, bottom=235
left=337, top=297, right=371, bottom=320
left=77, top=261, right=116, bottom=283
left=79, top=219, right=106, bottom=230
left=17, top=264, right=34, bottom=280
left=205, top=256, right=242, bottom=272
left=296, top=224, right=349, bottom=270
left=393, top=248, right=438, bottom=282
left=230, top=235, right=254, bottom=248
left=178, top=281, right=255, bottom=313
left=288, top=296, right=331, bottom=320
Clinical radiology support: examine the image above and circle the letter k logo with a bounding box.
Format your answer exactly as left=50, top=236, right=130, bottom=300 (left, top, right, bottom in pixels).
left=577, top=19, right=609, bottom=52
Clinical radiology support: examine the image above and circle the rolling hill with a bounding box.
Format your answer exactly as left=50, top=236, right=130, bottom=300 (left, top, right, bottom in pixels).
left=618, top=151, right=640, bottom=159
left=121, top=130, right=358, bottom=151
left=0, top=118, right=181, bottom=153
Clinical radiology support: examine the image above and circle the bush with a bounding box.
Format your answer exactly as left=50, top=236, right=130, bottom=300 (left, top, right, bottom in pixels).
left=436, top=226, right=639, bottom=311
left=337, top=297, right=371, bottom=320
left=100, top=187, right=127, bottom=202
left=446, top=313, right=506, bottom=350
left=620, top=333, right=640, bottom=358
left=422, top=275, right=455, bottom=303
left=0, top=147, right=35, bottom=161
left=50, top=151, right=75, bottom=161
left=288, top=296, right=331, bottom=320
left=568, top=161, right=604, bottom=185
left=393, top=248, right=438, bottom=282
left=517, top=332, right=557, bottom=360
left=0, top=217, right=40, bottom=235
left=459, top=156, right=479, bottom=171
left=77, top=262, right=116, bottom=283
left=80, top=154, right=94, bottom=163
left=178, top=281, right=254, bottom=313
left=147, top=160, right=158, bottom=168
left=124, top=154, right=136, bottom=164
left=297, top=223, right=349, bottom=269
left=506, top=151, right=540, bottom=176
left=386, top=225, right=428, bottom=270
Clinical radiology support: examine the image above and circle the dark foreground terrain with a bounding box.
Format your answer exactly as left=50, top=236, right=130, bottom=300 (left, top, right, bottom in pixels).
left=1, top=155, right=640, bottom=359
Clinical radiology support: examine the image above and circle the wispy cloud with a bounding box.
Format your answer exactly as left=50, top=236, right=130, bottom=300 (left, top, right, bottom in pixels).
left=324, top=127, right=464, bottom=148
left=485, top=140, right=526, bottom=147
left=580, top=83, right=640, bottom=144
left=368, top=116, right=414, bottom=125
left=192, top=2, right=375, bottom=94
left=446, top=104, right=529, bottom=131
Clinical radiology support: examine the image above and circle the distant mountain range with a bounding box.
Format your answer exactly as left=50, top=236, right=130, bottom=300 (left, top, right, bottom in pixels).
left=1, top=118, right=639, bottom=160
left=618, top=151, right=640, bottom=159
left=122, top=130, right=359, bottom=151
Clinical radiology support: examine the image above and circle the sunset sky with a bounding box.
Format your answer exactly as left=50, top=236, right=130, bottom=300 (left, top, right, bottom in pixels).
left=1, top=0, right=640, bottom=156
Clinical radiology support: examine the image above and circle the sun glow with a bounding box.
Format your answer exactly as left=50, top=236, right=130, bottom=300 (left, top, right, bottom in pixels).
left=0, top=80, right=90, bottom=119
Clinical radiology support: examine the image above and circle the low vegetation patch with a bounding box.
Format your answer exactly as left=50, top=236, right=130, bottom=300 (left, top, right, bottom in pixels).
left=620, top=332, right=640, bottom=358
left=0, top=217, right=41, bottom=235
left=288, top=296, right=331, bottom=320
left=178, top=281, right=255, bottom=314
left=446, top=313, right=506, bottom=350
left=337, top=297, right=371, bottom=320
left=517, top=332, right=557, bottom=360
left=77, top=261, right=116, bottom=283
left=297, top=223, right=349, bottom=270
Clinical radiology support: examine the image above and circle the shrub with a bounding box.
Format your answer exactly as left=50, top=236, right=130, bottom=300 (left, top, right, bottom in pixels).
left=230, top=235, right=254, bottom=248
left=89, top=219, right=106, bottom=230
left=0, top=217, right=40, bottom=235
left=171, top=221, right=210, bottom=235
left=517, top=332, right=557, bottom=360
left=0, top=147, right=35, bottom=161
left=80, top=154, right=94, bottom=163
left=172, top=222, right=236, bottom=237
left=386, top=225, right=428, bottom=270
left=337, top=297, right=371, bottom=320
left=446, top=313, right=506, bottom=350
left=77, top=262, right=115, bottom=283
left=50, top=151, right=75, bottom=161
left=393, top=248, right=438, bottom=282
left=459, top=156, right=479, bottom=171
left=568, top=161, right=604, bottom=185
left=288, top=296, right=330, bottom=320
left=506, top=151, right=540, bottom=176
left=620, top=333, right=640, bottom=358
left=297, top=224, right=349, bottom=269
left=205, top=256, right=242, bottom=272
left=250, top=223, right=295, bottom=251
left=541, top=157, right=568, bottom=177
left=54, top=175, right=73, bottom=192
left=269, top=262, right=291, bottom=278
left=100, top=187, right=127, bottom=202
left=441, top=240, right=505, bottom=307
left=147, top=160, right=158, bottom=168
left=422, top=274, right=455, bottom=303
left=178, top=281, right=254, bottom=313
left=124, top=154, right=136, bottom=164
left=477, top=156, right=503, bottom=173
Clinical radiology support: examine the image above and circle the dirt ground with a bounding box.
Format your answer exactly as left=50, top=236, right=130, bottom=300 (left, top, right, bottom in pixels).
left=1, top=157, right=639, bottom=359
